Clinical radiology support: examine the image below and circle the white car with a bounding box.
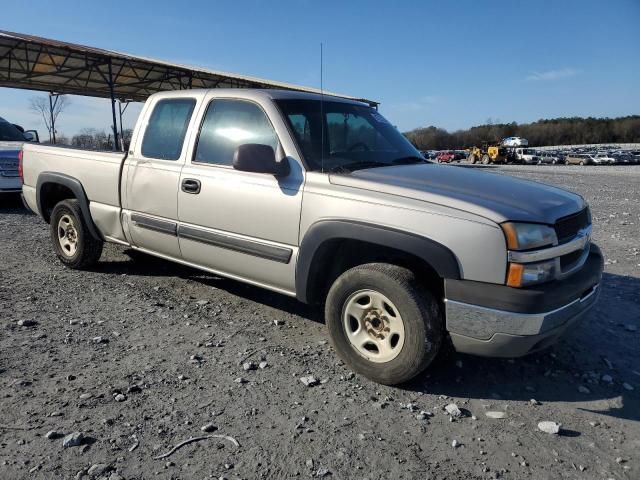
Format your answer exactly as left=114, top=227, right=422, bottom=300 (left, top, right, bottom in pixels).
left=594, top=153, right=615, bottom=164
left=501, top=136, right=528, bottom=147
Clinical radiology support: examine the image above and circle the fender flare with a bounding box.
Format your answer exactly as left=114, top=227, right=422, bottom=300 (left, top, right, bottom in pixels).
left=295, top=220, right=461, bottom=303
left=36, top=172, right=102, bottom=240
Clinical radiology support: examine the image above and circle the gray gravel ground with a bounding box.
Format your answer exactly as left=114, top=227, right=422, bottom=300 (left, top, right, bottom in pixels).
left=1, top=164, right=639, bottom=480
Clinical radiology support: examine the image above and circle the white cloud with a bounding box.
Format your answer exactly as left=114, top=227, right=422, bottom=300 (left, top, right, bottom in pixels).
left=526, top=68, right=580, bottom=81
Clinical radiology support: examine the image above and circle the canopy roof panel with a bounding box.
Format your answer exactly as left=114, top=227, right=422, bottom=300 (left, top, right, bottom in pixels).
left=0, top=30, right=377, bottom=105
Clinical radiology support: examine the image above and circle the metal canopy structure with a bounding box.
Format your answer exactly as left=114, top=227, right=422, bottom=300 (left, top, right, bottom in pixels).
left=0, top=30, right=377, bottom=149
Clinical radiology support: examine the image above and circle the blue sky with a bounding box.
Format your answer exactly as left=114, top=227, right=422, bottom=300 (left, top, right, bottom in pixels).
left=1, top=0, right=639, bottom=137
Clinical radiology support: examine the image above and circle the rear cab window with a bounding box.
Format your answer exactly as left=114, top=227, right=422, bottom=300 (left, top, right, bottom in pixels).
left=141, top=98, right=196, bottom=160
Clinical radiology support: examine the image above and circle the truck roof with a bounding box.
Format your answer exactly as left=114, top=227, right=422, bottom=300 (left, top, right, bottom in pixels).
left=147, top=88, right=370, bottom=106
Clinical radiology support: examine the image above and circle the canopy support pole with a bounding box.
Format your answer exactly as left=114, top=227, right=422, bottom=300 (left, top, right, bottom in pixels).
left=107, top=59, right=119, bottom=151
left=48, top=92, right=59, bottom=144
left=118, top=100, right=130, bottom=152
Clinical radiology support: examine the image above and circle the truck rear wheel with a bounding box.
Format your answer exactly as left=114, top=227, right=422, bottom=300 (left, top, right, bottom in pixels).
left=481, top=154, right=491, bottom=165
left=50, top=199, right=103, bottom=269
left=325, top=263, right=443, bottom=385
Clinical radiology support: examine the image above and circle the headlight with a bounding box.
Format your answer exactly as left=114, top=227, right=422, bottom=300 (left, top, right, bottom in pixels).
left=507, top=259, right=557, bottom=287
left=501, top=222, right=557, bottom=250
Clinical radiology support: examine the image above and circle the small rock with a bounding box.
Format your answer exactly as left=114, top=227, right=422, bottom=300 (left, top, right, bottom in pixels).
left=17, top=319, right=37, bottom=327
left=622, top=382, right=634, bottom=391
left=87, top=463, right=110, bottom=477
left=92, top=336, right=108, bottom=344
left=178, top=374, right=189, bottom=381
left=243, top=362, right=257, bottom=371
left=529, top=399, right=541, bottom=406
left=602, top=374, right=613, bottom=383
left=578, top=385, right=591, bottom=394
left=62, top=432, right=85, bottom=448
left=45, top=430, right=63, bottom=440
left=79, top=393, right=92, bottom=400
left=127, top=385, right=141, bottom=394
left=451, top=439, right=459, bottom=448
left=315, top=467, right=330, bottom=477
left=306, top=458, right=314, bottom=468
left=485, top=411, right=506, bottom=419
left=300, top=376, right=319, bottom=387
left=114, top=393, right=126, bottom=402
left=259, top=361, right=268, bottom=369
left=273, top=319, right=285, bottom=326
left=445, top=403, right=462, bottom=417
left=201, top=423, right=218, bottom=432
left=195, top=300, right=209, bottom=306
left=538, top=421, right=561, bottom=434
left=234, top=377, right=248, bottom=384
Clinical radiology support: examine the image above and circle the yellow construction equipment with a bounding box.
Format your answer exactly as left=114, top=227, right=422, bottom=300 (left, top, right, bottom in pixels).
left=467, top=143, right=508, bottom=164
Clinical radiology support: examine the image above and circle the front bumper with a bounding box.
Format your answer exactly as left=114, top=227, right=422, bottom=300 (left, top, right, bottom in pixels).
left=445, top=244, right=603, bottom=357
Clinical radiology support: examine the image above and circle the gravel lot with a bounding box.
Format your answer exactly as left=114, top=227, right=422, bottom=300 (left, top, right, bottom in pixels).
left=1, top=164, right=639, bottom=480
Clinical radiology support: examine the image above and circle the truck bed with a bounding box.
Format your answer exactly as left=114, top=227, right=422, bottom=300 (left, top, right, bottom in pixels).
left=21, top=143, right=126, bottom=241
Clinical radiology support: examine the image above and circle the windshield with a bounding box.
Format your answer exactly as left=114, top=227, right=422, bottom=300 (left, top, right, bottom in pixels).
left=0, top=118, right=27, bottom=142
left=276, top=99, right=423, bottom=172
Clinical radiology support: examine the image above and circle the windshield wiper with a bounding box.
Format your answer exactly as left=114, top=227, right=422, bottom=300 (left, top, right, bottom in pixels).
left=391, top=156, right=427, bottom=165
left=329, top=160, right=388, bottom=173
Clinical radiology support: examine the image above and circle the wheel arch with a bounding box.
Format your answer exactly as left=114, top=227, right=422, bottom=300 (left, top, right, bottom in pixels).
left=296, top=220, right=461, bottom=304
left=36, top=172, right=102, bottom=240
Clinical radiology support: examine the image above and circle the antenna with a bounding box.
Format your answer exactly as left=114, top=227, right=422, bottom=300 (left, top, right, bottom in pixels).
left=320, top=42, right=325, bottom=174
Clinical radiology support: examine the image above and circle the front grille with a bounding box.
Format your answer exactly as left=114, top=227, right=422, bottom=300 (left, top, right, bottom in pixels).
left=554, top=208, right=590, bottom=244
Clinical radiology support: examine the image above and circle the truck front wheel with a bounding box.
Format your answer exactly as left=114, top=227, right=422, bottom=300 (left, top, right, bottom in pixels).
left=325, top=263, right=443, bottom=385
left=50, top=199, right=103, bottom=269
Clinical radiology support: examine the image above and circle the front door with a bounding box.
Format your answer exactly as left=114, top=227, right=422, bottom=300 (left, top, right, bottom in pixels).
left=123, top=95, right=199, bottom=259
left=177, top=96, right=304, bottom=295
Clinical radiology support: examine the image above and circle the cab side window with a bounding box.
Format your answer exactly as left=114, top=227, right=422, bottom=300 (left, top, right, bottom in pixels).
left=141, top=98, right=196, bottom=160
left=194, top=99, right=278, bottom=166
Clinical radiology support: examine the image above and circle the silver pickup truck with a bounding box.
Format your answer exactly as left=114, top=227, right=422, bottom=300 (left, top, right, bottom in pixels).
left=21, top=89, right=603, bottom=385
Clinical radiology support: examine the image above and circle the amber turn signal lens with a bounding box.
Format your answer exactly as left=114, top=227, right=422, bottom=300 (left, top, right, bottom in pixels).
left=501, top=223, right=519, bottom=250
left=506, top=263, right=524, bottom=287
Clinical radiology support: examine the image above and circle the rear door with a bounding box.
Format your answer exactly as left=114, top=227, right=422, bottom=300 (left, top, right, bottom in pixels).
left=122, top=95, right=200, bottom=259
left=176, top=95, right=304, bottom=294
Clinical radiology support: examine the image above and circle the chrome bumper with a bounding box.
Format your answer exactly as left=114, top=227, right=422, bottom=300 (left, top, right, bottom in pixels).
left=446, top=283, right=600, bottom=357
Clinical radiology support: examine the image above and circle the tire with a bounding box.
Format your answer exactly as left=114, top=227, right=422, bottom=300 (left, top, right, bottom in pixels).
left=481, top=154, right=490, bottom=165
left=468, top=155, right=476, bottom=164
left=325, top=263, right=443, bottom=385
left=50, top=199, right=103, bottom=269
left=579, top=160, right=585, bottom=166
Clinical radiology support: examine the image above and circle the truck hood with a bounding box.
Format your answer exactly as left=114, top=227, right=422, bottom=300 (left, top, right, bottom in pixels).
left=329, top=164, right=585, bottom=224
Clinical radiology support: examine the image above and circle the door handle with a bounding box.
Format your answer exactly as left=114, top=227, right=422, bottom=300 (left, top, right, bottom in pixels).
left=181, top=178, right=201, bottom=194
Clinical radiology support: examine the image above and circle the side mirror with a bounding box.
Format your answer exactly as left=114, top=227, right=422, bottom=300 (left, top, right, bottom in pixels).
left=233, top=144, right=289, bottom=176
left=24, top=130, right=40, bottom=143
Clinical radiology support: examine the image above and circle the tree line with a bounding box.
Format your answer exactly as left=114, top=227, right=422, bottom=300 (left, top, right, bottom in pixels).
left=404, top=115, right=640, bottom=150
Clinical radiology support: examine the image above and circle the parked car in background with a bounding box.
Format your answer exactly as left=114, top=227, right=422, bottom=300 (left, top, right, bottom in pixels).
left=594, top=153, right=616, bottom=165
left=566, top=153, right=607, bottom=165
left=512, top=148, right=540, bottom=164
left=0, top=116, right=39, bottom=193
left=501, top=136, right=528, bottom=147
left=453, top=150, right=467, bottom=161
left=538, top=152, right=559, bottom=164
left=436, top=151, right=456, bottom=163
